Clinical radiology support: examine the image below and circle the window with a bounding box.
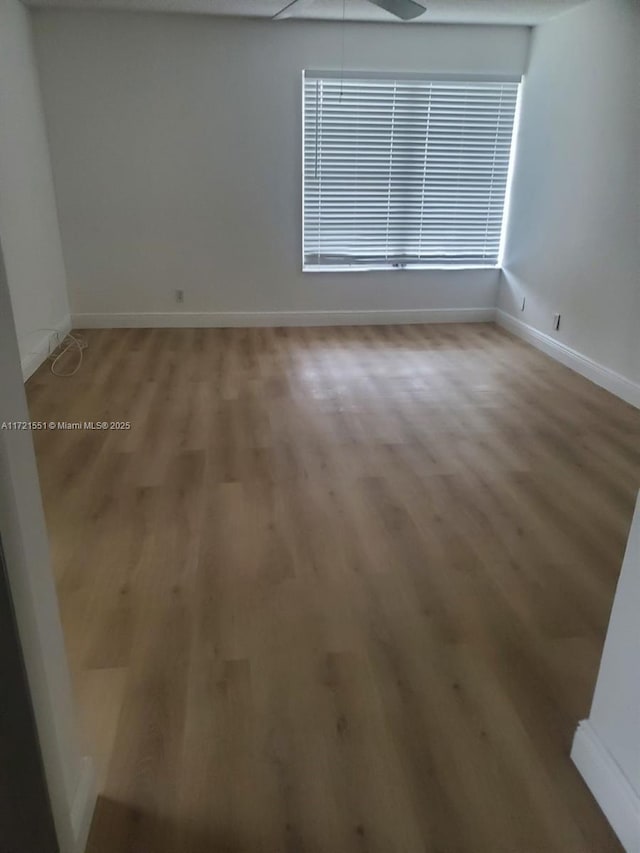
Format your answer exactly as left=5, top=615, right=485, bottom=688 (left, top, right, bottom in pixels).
left=302, top=71, right=520, bottom=271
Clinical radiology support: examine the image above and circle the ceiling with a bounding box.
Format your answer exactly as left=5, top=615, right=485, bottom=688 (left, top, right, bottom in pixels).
left=25, top=0, right=591, bottom=26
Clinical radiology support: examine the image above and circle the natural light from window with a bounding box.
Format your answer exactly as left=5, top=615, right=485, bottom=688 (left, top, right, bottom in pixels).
left=302, top=71, right=521, bottom=272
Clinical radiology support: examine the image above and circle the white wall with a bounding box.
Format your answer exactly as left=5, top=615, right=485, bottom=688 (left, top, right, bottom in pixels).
left=572, top=491, right=640, bottom=852
left=0, top=0, right=71, bottom=376
left=590, top=492, right=640, bottom=797
left=32, top=13, right=530, bottom=325
left=498, top=0, right=640, bottom=393
left=0, top=242, right=95, bottom=852
left=0, top=3, right=94, bottom=845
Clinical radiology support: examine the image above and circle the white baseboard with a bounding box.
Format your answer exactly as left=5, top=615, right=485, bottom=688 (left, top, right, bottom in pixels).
left=70, top=754, right=97, bottom=853
left=71, top=307, right=496, bottom=329
left=496, top=310, right=640, bottom=409
left=21, top=316, right=72, bottom=381
left=572, top=721, right=640, bottom=852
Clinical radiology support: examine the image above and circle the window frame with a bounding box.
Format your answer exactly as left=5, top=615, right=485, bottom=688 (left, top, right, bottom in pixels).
left=301, top=70, right=522, bottom=274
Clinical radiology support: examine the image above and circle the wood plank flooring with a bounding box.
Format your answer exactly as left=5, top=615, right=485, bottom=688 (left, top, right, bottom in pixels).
left=26, top=324, right=639, bottom=853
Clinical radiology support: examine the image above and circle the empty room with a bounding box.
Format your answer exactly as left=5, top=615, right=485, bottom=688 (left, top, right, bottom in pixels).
left=0, top=0, right=639, bottom=851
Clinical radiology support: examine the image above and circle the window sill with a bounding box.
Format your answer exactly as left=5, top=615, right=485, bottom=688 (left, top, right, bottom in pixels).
left=303, top=263, right=500, bottom=273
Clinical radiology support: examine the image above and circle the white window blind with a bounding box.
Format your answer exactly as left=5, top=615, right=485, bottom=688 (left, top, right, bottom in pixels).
left=303, top=72, right=520, bottom=270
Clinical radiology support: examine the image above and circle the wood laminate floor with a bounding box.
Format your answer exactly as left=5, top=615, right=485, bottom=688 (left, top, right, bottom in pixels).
left=27, top=324, right=639, bottom=853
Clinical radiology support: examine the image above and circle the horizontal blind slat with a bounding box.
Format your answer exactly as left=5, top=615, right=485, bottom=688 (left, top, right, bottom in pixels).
left=303, top=73, right=519, bottom=267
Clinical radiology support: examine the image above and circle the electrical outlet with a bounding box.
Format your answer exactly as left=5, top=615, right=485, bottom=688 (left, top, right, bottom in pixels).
left=521, top=297, right=526, bottom=311
left=553, top=313, right=561, bottom=331
left=176, top=289, right=184, bottom=304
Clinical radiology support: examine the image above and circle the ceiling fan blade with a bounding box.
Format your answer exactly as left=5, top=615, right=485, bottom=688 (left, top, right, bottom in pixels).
left=367, top=0, right=427, bottom=20
left=272, top=0, right=316, bottom=20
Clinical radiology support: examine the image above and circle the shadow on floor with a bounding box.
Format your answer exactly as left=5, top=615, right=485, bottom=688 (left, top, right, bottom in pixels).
left=86, top=795, right=267, bottom=853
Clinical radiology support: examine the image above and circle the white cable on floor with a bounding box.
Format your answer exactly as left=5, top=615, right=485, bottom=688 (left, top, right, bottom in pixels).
left=48, top=331, right=87, bottom=377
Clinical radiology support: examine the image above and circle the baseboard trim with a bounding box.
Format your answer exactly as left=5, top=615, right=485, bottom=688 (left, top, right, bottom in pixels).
left=21, top=316, right=72, bottom=381
left=71, top=308, right=496, bottom=329
left=496, top=310, right=640, bottom=409
left=572, top=721, right=640, bottom=852
left=70, top=754, right=96, bottom=853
